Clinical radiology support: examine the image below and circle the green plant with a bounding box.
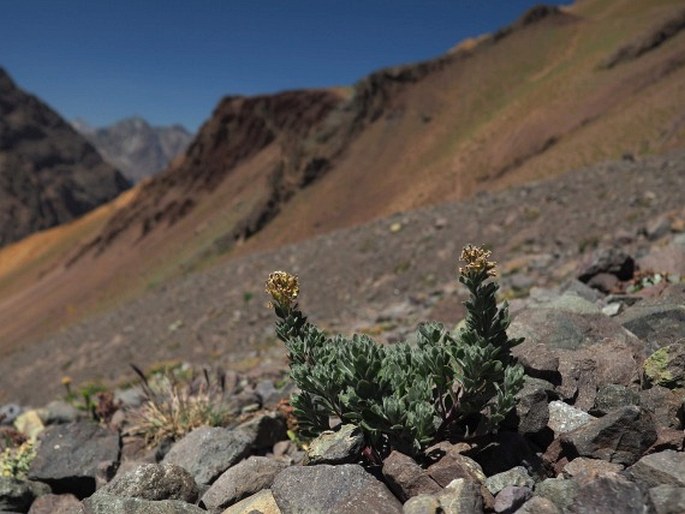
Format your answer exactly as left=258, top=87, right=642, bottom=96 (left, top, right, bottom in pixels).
left=0, top=441, right=36, bottom=479
left=125, top=365, right=231, bottom=447
left=265, top=245, right=524, bottom=459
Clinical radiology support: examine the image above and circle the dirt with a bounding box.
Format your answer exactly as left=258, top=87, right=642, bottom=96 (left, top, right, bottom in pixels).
left=1, top=150, right=684, bottom=405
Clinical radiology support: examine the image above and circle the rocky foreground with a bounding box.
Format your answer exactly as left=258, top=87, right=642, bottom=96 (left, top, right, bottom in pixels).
left=1, top=236, right=684, bottom=513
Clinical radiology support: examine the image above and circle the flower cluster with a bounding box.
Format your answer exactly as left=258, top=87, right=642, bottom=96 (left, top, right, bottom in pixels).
left=265, top=271, right=300, bottom=310
left=459, top=244, right=497, bottom=277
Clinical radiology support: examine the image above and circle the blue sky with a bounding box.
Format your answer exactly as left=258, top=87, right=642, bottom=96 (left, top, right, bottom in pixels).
left=2, top=1, right=570, bottom=132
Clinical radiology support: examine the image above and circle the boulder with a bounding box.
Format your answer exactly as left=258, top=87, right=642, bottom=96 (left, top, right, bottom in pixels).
left=304, top=424, right=364, bottom=465
left=0, top=477, right=50, bottom=513
left=382, top=450, right=441, bottom=502
left=94, top=463, right=198, bottom=503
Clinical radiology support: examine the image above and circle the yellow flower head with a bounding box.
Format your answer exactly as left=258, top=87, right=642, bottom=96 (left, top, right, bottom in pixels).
left=265, top=271, right=300, bottom=309
left=61, top=376, right=72, bottom=386
left=459, top=244, right=497, bottom=277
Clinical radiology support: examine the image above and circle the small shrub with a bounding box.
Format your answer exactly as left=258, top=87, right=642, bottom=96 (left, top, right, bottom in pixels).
left=0, top=441, right=36, bottom=479
left=266, top=245, right=524, bottom=459
left=125, top=365, right=231, bottom=447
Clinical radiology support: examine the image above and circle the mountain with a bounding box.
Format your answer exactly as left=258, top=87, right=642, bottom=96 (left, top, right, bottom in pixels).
left=0, top=68, right=130, bottom=247
left=0, top=0, right=684, bottom=359
left=72, top=116, right=193, bottom=182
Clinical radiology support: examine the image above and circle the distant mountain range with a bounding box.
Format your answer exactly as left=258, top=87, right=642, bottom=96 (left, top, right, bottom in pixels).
left=72, top=117, right=193, bottom=182
left=0, top=67, right=129, bottom=246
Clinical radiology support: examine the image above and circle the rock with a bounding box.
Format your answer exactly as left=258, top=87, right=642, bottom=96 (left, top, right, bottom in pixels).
left=587, top=273, right=619, bottom=294
left=0, top=404, right=23, bottom=426
left=494, top=486, right=532, bottom=514
left=512, top=496, right=561, bottom=513
left=639, top=243, right=685, bottom=276
left=643, top=341, right=685, bottom=388
left=403, top=494, right=442, bottom=514
left=626, top=450, right=685, bottom=488
left=28, top=420, right=120, bottom=498
left=561, top=457, right=623, bottom=481
left=13, top=411, right=44, bottom=441
left=534, top=478, right=579, bottom=512
left=560, top=406, right=657, bottom=466
left=271, top=463, right=402, bottom=514
left=237, top=411, right=287, bottom=451
left=382, top=450, right=441, bottom=502
left=466, top=432, right=540, bottom=477
left=27, top=493, right=81, bottom=514
left=568, top=473, right=645, bottom=513
left=200, top=456, right=287, bottom=512
left=548, top=401, right=595, bottom=437
left=220, top=489, right=282, bottom=514
left=82, top=493, right=205, bottom=513
left=0, top=477, right=50, bottom=513
left=648, top=485, right=685, bottom=514
left=601, top=302, right=623, bottom=317
left=590, top=384, right=640, bottom=417
left=427, top=450, right=485, bottom=487
left=644, top=216, right=672, bottom=241
left=486, top=467, right=535, bottom=496
left=304, top=424, right=364, bottom=465
left=37, top=401, right=82, bottom=426
left=437, top=478, right=484, bottom=514
left=639, top=386, right=683, bottom=429
left=161, top=427, right=252, bottom=486
left=515, top=386, right=550, bottom=437
left=617, top=297, right=685, bottom=354
left=650, top=427, right=685, bottom=453
left=578, top=248, right=635, bottom=282
left=94, top=463, right=198, bottom=503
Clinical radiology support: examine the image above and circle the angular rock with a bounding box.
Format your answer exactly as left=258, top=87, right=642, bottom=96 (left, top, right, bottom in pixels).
left=515, top=387, right=550, bottom=437
left=466, top=432, right=541, bottom=477
left=200, top=456, right=287, bottom=512
left=28, top=420, right=120, bottom=498
left=578, top=248, right=635, bottom=282
left=161, top=427, right=251, bottom=486
left=95, top=463, right=198, bottom=503
left=590, top=384, right=640, bottom=417
left=403, top=494, right=442, bottom=514
left=568, top=473, right=644, bottom=513
left=561, top=457, right=623, bottom=482
left=560, top=406, right=657, bottom=466
left=237, top=411, right=287, bottom=451
left=436, top=478, right=484, bottom=514
left=618, top=296, right=685, bottom=354
left=27, top=493, right=81, bottom=514
left=648, top=485, right=685, bottom=514
left=639, top=386, right=683, bottom=429
left=534, top=478, right=579, bottom=512
left=427, top=451, right=485, bottom=487
left=271, top=463, right=402, bottom=514
left=0, top=404, right=22, bottom=426
left=0, top=477, right=50, bottom=513
left=382, top=450, right=441, bottom=502
left=37, top=401, right=82, bottom=425
left=485, top=467, right=535, bottom=496
left=512, top=496, right=561, bottom=513
left=626, top=450, right=685, bottom=488
left=221, top=489, right=281, bottom=514
left=304, top=424, right=364, bottom=465
left=82, top=493, right=205, bottom=513
left=643, top=342, right=685, bottom=389
left=547, top=401, right=594, bottom=436
left=494, top=486, right=532, bottom=514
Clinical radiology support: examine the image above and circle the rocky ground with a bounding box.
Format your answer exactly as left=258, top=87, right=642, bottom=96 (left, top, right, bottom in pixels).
left=0, top=151, right=684, bottom=513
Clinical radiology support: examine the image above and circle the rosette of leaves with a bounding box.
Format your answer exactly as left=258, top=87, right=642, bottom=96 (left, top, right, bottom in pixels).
left=265, top=246, right=524, bottom=459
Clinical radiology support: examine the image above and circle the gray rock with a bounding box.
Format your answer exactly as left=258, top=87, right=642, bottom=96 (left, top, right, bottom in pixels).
left=494, top=486, right=532, bottom=514
left=271, top=463, right=402, bottom=514
left=648, top=485, right=685, bottom=514
left=305, top=424, right=364, bottom=465
left=237, top=411, right=287, bottom=451
left=618, top=299, right=685, bottom=354
left=382, top=450, right=441, bottom=502
left=561, top=457, right=623, bottom=481
left=535, top=478, right=579, bottom=512
left=0, top=477, right=50, bottom=513
left=568, top=473, right=645, bottom=514
left=486, top=467, right=535, bottom=496
left=548, top=401, right=594, bottom=435
left=436, top=478, right=484, bottom=514
left=643, top=341, right=685, bottom=389
left=27, top=493, right=81, bottom=514
left=200, top=456, right=287, bottom=513
left=220, top=489, right=281, bottom=514
left=95, top=463, right=198, bottom=503
left=28, top=420, right=120, bottom=498
left=560, top=406, right=656, bottom=466
left=578, top=248, right=635, bottom=282
left=403, top=494, right=442, bottom=514
left=161, top=427, right=251, bottom=486
left=512, top=496, right=561, bottom=514
left=0, top=404, right=23, bottom=425
left=515, top=387, right=550, bottom=436
left=37, top=401, right=82, bottom=425
left=82, top=493, right=205, bottom=513
left=427, top=450, right=485, bottom=487
left=626, top=450, right=685, bottom=488
left=639, top=386, right=683, bottom=429
left=590, top=384, right=640, bottom=417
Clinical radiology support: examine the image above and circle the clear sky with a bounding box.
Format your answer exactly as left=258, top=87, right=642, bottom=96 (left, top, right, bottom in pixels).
left=2, top=1, right=570, bottom=133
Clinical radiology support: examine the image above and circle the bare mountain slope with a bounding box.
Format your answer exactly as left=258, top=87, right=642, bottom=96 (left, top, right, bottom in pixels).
left=0, top=68, right=130, bottom=246
left=1, top=0, right=684, bottom=357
